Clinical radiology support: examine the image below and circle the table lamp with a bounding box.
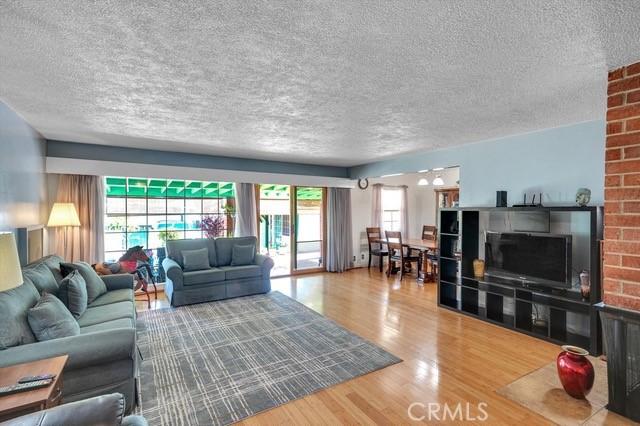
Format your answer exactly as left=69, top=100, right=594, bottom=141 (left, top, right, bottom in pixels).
left=48, top=202, right=81, bottom=256
left=0, top=233, right=23, bottom=292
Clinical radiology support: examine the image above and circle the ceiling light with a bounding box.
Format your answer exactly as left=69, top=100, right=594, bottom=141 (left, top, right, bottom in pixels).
left=418, top=169, right=430, bottom=173
left=381, top=173, right=403, bottom=178
left=432, top=167, right=445, bottom=171
left=432, top=175, right=444, bottom=186
left=418, top=178, right=429, bottom=186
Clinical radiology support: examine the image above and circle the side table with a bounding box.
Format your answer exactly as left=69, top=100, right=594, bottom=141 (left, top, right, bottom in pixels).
left=0, top=355, right=68, bottom=422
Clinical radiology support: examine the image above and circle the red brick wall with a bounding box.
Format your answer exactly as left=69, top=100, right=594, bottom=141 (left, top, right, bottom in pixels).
left=604, top=60, right=640, bottom=311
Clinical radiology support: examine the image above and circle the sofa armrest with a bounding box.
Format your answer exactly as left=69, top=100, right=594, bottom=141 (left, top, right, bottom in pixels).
left=0, top=328, right=136, bottom=370
left=101, top=273, right=135, bottom=291
left=1, top=393, right=142, bottom=426
left=254, top=254, right=274, bottom=278
left=162, top=257, right=183, bottom=290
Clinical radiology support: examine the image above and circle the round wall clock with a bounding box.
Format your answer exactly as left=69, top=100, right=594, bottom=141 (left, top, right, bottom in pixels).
left=357, top=178, right=369, bottom=190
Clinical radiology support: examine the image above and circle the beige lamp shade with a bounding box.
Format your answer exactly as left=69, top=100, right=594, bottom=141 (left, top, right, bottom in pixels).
left=47, top=202, right=81, bottom=227
left=0, top=233, right=23, bottom=291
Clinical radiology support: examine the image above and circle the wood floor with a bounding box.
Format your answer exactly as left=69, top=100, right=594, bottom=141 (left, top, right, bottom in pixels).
left=136, top=269, right=611, bottom=425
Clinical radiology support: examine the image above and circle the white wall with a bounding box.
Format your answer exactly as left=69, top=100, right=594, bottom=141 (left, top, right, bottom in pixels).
left=351, top=168, right=459, bottom=267
left=350, top=120, right=605, bottom=207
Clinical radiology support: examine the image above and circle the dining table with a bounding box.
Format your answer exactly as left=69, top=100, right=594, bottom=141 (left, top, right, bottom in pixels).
left=373, top=237, right=438, bottom=283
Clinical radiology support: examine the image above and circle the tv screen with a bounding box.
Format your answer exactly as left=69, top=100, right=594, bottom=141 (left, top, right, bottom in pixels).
left=484, top=231, right=572, bottom=287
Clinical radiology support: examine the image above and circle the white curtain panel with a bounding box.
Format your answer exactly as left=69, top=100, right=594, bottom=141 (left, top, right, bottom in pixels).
left=400, top=185, right=409, bottom=237
left=234, top=183, right=258, bottom=237
left=52, top=174, right=104, bottom=263
left=326, top=187, right=353, bottom=272
left=371, top=183, right=384, bottom=232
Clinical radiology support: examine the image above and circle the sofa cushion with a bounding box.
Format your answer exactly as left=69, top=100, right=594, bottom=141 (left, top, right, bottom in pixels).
left=0, top=280, right=39, bottom=349
left=37, top=254, right=65, bottom=284
left=215, top=236, right=257, bottom=266
left=166, top=238, right=217, bottom=267
left=89, top=289, right=134, bottom=307
left=183, top=268, right=225, bottom=286
left=220, top=265, right=262, bottom=280
left=231, top=244, right=256, bottom=266
left=61, top=262, right=107, bottom=304
left=182, top=247, right=211, bottom=271
left=77, top=301, right=135, bottom=327
left=22, top=262, right=59, bottom=295
left=80, top=318, right=135, bottom=334
left=57, top=270, right=88, bottom=319
left=27, top=293, right=80, bottom=341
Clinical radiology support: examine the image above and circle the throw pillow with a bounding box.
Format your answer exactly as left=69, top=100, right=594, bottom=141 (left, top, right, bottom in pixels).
left=57, top=270, right=88, bottom=319
left=22, top=263, right=59, bottom=295
left=60, top=261, right=107, bottom=304
left=0, top=280, right=40, bottom=349
left=27, top=293, right=80, bottom=342
left=231, top=244, right=255, bottom=266
left=182, top=247, right=210, bottom=272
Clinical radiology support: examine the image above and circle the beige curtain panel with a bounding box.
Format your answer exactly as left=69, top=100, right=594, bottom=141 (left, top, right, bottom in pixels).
left=52, top=174, right=104, bottom=263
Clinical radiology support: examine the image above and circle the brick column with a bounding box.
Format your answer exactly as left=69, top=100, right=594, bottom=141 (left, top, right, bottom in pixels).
left=604, top=60, right=640, bottom=310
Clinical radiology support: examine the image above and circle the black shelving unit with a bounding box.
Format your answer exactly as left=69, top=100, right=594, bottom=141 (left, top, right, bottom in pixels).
left=437, top=206, right=603, bottom=354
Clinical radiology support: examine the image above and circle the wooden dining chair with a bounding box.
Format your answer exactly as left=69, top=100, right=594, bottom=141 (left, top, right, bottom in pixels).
left=366, top=227, right=389, bottom=272
left=385, top=231, right=420, bottom=280
left=421, top=225, right=439, bottom=282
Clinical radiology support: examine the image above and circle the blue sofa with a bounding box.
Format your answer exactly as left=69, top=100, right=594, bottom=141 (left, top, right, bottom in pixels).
left=162, top=236, right=274, bottom=306
left=0, top=255, right=138, bottom=413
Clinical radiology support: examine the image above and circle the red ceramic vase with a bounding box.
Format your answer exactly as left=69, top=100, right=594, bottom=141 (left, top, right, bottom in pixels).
left=556, top=345, right=595, bottom=399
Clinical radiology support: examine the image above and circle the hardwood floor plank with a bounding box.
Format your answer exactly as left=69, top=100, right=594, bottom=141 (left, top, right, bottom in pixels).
left=138, top=268, right=565, bottom=424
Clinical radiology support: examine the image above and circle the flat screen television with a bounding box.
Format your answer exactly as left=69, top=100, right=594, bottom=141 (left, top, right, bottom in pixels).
left=484, top=231, right=572, bottom=288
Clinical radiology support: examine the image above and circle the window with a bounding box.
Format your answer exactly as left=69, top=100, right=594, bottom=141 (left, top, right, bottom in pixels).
left=104, top=177, right=235, bottom=274
left=382, top=188, right=402, bottom=231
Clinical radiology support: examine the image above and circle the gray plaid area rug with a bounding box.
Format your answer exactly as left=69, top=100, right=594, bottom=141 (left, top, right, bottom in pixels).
left=136, top=291, right=401, bottom=425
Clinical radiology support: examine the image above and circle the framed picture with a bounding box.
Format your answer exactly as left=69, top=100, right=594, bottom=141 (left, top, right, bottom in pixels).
left=16, top=225, right=44, bottom=266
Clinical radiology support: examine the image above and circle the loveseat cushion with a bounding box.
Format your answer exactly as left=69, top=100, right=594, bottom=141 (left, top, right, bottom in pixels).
left=220, top=265, right=262, bottom=280
left=183, top=268, right=225, bottom=286
left=0, top=280, right=39, bottom=349
left=166, top=239, right=217, bottom=268
left=215, top=236, right=257, bottom=266
left=27, top=293, right=80, bottom=341
left=231, top=244, right=256, bottom=266
left=80, top=318, right=135, bottom=334
left=89, top=289, right=134, bottom=307
left=182, top=247, right=211, bottom=271
left=77, top=301, right=135, bottom=327
left=22, top=262, right=59, bottom=295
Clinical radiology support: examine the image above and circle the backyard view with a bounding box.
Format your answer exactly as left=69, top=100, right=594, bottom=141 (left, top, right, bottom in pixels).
left=104, top=178, right=324, bottom=280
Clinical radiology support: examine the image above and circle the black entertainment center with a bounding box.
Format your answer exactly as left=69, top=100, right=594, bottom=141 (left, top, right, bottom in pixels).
left=437, top=206, right=603, bottom=354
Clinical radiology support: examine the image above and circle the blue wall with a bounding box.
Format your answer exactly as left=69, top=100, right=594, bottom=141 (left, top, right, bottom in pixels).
left=47, top=140, right=349, bottom=178
left=0, top=102, right=48, bottom=232
left=349, top=120, right=605, bottom=207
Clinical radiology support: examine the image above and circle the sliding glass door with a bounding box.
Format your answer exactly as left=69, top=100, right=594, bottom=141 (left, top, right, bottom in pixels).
left=256, top=184, right=325, bottom=276
left=293, top=187, right=325, bottom=272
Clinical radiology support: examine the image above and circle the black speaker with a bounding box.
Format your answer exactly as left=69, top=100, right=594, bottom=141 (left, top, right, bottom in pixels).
left=496, top=191, right=507, bottom=207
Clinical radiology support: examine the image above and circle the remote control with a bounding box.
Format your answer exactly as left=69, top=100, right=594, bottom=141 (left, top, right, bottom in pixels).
left=18, top=374, right=56, bottom=384
left=0, top=379, right=52, bottom=397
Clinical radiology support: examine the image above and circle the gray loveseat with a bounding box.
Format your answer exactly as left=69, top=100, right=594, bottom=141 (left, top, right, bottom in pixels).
left=162, top=236, right=274, bottom=306
left=0, top=255, right=138, bottom=413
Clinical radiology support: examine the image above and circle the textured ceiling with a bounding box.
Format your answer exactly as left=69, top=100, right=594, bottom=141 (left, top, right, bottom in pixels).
left=1, top=1, right=639, bottom=167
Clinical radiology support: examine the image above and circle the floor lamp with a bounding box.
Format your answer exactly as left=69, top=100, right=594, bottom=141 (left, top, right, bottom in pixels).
left=47, top=202, right=81, bottom=258
left=0, top=233, right=24, bottom=292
